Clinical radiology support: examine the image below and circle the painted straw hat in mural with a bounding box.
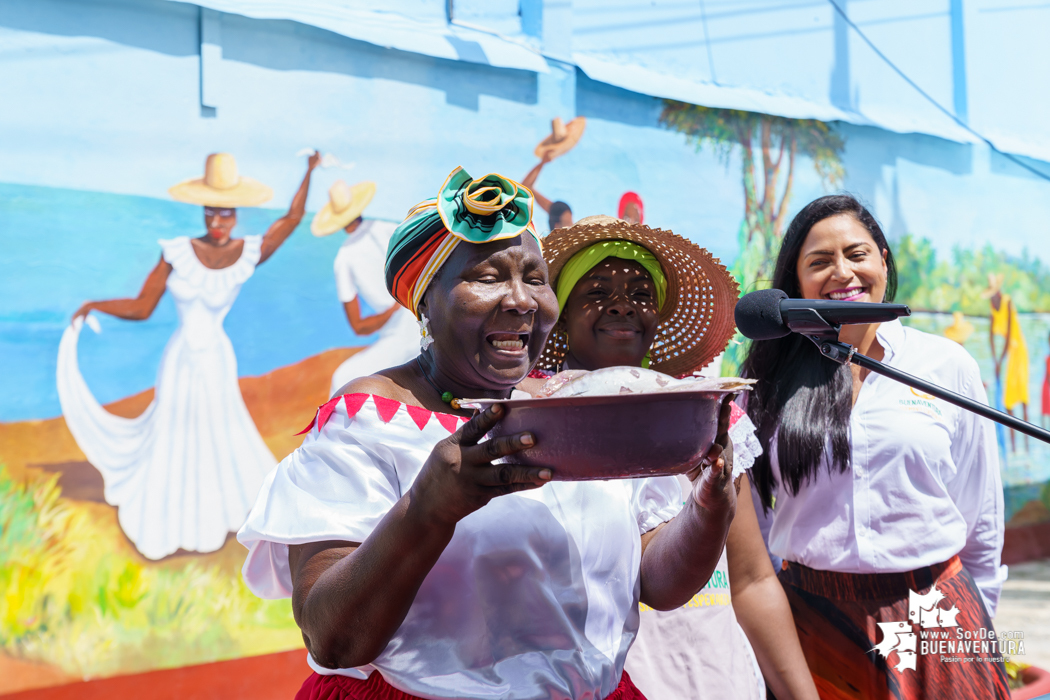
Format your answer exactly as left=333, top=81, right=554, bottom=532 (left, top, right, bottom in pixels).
left=534, top=116, right=587, bottom=160
left=168, top=152, right=273, bottom=207
left=539, top=215, right=739, bottom=377
left=311, top=179, right=377, bottom=236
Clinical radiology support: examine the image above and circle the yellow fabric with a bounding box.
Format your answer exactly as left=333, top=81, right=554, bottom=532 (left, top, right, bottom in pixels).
left=990, top=294, right=1030, bottom=408
left=555, top=241, right=667, bottom=314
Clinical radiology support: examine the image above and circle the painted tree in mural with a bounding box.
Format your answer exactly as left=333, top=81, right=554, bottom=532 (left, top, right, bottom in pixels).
left=661, top=101, right=845, bottom=371
left=661, top=102, right=844, bottom=286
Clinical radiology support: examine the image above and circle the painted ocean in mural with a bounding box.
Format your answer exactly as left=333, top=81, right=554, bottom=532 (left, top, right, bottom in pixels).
left=1, top=182, right=388, bottom=422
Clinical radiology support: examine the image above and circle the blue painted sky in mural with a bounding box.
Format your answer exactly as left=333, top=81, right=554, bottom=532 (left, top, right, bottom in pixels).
left=0, top=183, right=364, bottom=421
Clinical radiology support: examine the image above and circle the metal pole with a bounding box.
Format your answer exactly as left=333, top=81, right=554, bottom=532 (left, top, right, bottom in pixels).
left=814, top=338, right=1050, bottom=445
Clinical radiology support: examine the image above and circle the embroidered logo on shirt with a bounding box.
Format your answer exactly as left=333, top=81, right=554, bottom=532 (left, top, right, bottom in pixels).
left=898, top=388, right=943, bottom=419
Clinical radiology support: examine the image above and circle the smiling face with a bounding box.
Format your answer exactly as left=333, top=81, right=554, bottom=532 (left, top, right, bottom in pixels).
left=561, top=258, right=661, bottom=370
left=419, top=235, right=558, bottom=392
left=796, top=213, right=888, bottom=303
left=203, top=207, right=237, bottom=242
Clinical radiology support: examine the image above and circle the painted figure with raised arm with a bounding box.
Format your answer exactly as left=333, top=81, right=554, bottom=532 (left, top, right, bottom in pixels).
left=522, top=116, right=585, bottom=232
left=310, top=179, right=419, bottom=397
left=58, top=151, right=320, bottom=560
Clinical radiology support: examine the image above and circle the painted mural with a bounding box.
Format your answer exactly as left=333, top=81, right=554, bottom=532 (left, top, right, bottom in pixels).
left=1, top=0, right=1049, bottom=695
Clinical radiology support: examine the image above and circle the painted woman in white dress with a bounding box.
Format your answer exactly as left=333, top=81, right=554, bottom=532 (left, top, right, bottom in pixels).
left=58, top=151, right=320, bottom=560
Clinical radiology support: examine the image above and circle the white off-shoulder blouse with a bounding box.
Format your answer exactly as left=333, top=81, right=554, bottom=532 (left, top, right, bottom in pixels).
left=238, top=393, right=683, bottom=700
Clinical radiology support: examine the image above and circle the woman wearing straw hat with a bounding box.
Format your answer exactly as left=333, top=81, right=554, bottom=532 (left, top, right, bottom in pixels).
left=57, top=150, right=319, bottom=560
left=522, top=116, right=586, bottom=232
left=312, top=180, right=420, bottom=397
left=531, top=216, right=818, bottom=700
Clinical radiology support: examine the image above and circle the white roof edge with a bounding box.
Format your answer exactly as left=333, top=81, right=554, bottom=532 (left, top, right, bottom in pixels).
left=574, top=52, right=987, bottom=150
left=166, top=0, right=548, bottom=74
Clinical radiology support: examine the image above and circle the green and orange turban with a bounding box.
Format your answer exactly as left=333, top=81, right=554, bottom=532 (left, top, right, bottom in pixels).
left=385, top=167, right=540, bottom=316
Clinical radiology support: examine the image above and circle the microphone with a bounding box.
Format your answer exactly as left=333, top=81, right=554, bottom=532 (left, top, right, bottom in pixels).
left=735, top=289, right=911, bottom=340
left=733, top=289, right=1050, bottom=445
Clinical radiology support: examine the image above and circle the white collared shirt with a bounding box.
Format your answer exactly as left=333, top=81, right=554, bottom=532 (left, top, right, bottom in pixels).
left=766, top=320, right=1007, bottom=614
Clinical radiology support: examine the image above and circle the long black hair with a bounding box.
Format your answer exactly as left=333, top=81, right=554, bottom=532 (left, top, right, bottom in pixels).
left=742, top=194, right=898, bottom=510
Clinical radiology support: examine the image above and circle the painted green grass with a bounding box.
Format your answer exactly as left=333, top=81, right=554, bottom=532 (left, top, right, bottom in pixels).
left=0, top=466, right=302, bottom=679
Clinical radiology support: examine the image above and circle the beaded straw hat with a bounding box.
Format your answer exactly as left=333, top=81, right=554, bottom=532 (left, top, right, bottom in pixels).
left=539, top=215, right=739, bottom=377
left=168, top=153, right=273, bottom=208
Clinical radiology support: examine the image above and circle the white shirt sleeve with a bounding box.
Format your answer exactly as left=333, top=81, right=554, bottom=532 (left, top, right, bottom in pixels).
left=728, top=402, right=763, bottom=479
left=334, top=249, right=359, bottom=303
left=631, top=476, right=684, bottom=534
left=945, top=356, right=1007, bottom=616
left=238, top=417, right=402, bottom=599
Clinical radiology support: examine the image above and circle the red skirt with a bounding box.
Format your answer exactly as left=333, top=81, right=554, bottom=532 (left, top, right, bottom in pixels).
left=295, top=669, right=647, bottom=700
left=779, top=555, right=1010, bottom=700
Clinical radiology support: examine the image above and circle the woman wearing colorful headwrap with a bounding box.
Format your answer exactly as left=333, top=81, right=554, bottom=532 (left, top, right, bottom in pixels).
left=238, top=169, right=738, bottom=700
left=532, top=216, right=818, bottom=700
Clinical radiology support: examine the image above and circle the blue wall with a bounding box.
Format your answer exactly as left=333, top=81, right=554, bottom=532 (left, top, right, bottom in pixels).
left=2, top=0, right=1050, bottom=421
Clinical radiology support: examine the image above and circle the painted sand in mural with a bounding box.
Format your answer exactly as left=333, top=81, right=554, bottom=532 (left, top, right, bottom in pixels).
left=3, top=1, right=1050, bottom=695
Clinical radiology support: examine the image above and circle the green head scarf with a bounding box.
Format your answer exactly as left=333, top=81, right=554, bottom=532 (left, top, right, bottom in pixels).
left=555, top=240, right=667, bottom=314
left=554, top=240, right=668, bottom=368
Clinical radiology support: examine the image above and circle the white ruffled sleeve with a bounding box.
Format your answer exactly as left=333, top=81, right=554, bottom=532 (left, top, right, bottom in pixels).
left=237, top=410, right=403, bottom=599
left=728, top=402, right=763, bottom=480
left=631, top=476, right=684, bottom=535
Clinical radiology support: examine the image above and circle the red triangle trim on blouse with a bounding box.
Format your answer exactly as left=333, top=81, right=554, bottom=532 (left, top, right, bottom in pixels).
left=728, top=400, right=744, bottom=429
left=343, top=392, right=370, bottom=421
left=372, top=395, right=402, bottom=423
left=317, top=397, right=341, bottom=433
left=435, top=412, right=460, bottom=433
left=294, top=394, right=468, bottom=435
left=405, top=404, right=433, bottom=430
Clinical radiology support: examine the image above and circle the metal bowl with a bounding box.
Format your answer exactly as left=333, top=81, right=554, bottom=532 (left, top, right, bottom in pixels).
left=466, top=390, right=737, bottom=481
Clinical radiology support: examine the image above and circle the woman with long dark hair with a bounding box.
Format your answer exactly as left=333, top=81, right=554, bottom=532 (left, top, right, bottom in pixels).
left=742, top=195, right=1009, bottom=699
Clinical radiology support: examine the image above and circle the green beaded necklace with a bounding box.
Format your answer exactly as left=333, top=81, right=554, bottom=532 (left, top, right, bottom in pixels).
left=416, top=356, right=463, bottom=410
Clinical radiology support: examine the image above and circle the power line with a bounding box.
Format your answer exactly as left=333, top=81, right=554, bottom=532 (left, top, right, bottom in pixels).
left=699, top=0, right=719, bottom=85
left=827, top=0, right=1050, bottom=182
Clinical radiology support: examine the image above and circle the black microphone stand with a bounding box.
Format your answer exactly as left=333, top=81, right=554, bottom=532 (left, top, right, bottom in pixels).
left=787, top=308, right=1050, bottom=445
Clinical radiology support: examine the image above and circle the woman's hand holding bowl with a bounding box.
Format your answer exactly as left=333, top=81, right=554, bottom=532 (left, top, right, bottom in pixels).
left=410, top=403, right=553, bottom=527
left=686, top=396, right=737, bottom=517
